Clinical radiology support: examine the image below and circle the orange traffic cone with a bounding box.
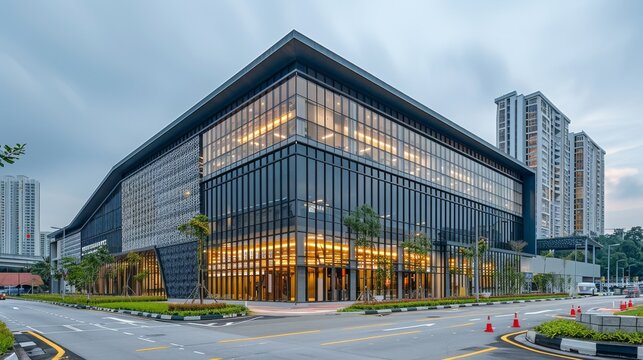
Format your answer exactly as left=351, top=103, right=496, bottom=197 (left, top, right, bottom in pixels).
left=577, top=305, right=582, bottom=314
left=484, top=316, right=494, bottom=332
left=629, top=299, right=633, bottom=308
left=620, top=301, right=626, bottom=311
left=570, top=305, right=576, bottom=317
left=512, top=313, right=520, bottom=328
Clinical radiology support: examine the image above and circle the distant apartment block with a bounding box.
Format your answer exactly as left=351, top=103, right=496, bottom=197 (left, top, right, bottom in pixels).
left=495, top=92, right=572, bottom=239
left=570, top=132, right=605, bottom=236
left=0, top=175, right=41, bottom=256
left=40, top=231, right=51, bottom=258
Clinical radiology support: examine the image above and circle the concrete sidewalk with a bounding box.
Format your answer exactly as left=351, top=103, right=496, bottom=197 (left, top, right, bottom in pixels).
left=167, top=298, right=353, bottom=315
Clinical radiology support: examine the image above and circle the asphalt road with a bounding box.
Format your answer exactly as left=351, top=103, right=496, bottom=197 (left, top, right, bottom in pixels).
left=0, top=296, right=631, bottom=360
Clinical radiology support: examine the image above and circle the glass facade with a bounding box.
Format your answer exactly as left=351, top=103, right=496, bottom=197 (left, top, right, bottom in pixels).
left=96, top=249, right=165, bottom=297
left=201, top=74, right=527, bottom=302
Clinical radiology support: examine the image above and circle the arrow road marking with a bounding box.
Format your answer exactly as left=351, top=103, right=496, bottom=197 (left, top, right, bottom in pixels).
left=382, top=323, right=435, bottom=332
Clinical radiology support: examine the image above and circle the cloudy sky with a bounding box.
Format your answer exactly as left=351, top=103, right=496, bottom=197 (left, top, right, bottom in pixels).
left=1, top=0, right=642, bottom=233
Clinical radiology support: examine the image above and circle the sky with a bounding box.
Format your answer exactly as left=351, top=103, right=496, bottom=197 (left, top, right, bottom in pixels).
left=1, top=0, right=642, bottom=233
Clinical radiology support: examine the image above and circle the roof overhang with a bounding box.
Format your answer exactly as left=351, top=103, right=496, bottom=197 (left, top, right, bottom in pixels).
left=52, top=30, right=534, bottom=238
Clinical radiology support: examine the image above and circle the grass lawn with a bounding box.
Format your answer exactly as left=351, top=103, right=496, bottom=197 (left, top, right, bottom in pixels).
left=20, top=294, right=166, bottom=305
left=340, top=293, right=570, bottom=311
left=95, top=302, right=247, bottom=316
left=616, top=305, right=643, bottom=316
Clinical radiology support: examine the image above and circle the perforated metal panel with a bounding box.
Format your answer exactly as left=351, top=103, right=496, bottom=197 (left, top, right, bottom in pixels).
left=121, top=137, right=200, bottom=251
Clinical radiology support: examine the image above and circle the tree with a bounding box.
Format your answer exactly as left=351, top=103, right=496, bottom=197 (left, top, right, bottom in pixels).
left=461, top=237, right=489, bottom=297
left=343, top=204, right=382, bottom=302
left=374, top=256, right=394, bottom=299
left=122, top=252, right=142, bottom=296
left=177, top=214, right=211, bottom=304
left=77, top=246, right=114, bottom=300
left=402, top=232, right=432, bottom=299
left=30, top=257, right=51, bottom=292
left=59, top=256, right=80, bottom=298
left=0, top=144, right=26, bottom=167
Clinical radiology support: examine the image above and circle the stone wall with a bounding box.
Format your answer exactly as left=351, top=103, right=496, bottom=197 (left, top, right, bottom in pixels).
left=576, top=313, right=643, bottom=333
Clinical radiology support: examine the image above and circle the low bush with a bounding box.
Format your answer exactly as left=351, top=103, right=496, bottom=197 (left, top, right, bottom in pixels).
left=340, top=293, right=569, bottom=311
left=21, top=294, right=166, bottom=305
left=535, top=319, right=643, bottom=345
left=95, top=301, right=247, bottom=316
left=167, top=302, right=226, bottom=311
left=0, top=321, right=14, bottom=355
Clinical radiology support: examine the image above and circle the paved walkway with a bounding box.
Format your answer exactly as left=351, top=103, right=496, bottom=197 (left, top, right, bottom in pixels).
left=168, top=298, right=353, bottom=315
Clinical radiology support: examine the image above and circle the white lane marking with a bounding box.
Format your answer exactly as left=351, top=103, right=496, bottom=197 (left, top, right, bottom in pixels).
left=63, top=325, right=83, bottom=332
left=26, top=326, right=43, bottom=333
left=468, top=318, right=481, bottom=321
left=12, top=307, right=19, bottom=310
left=123, top=332, right=134, bottom=335
left=194, top=351, right=205, bottom=355
left=103, top=317, right=139, bottom=324
left=170, top=343, right=184, bottom=347
left=138, top=338, right=155, bottom=343
left=382, top=323, right=435, bottom=332
left=93, top=323, right=118, bottom=332
left=495, top=314, right=515, bottom=318
left=525, top=309, right=560, bottom=315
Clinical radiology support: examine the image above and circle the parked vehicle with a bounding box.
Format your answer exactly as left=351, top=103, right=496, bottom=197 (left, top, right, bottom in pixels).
left=0, top=293, right=6, bottom=300
left=577, top=282, right=597, bottom=295
left=624, top=285, right=640, bottom=298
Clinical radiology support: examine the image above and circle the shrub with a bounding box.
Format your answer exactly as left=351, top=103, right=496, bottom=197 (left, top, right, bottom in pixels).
left=535, top=319, right=643, bottom=345
left=0, top=321, right=14, bottom=355
left=167, top=302, right=226, bottom=311
left=95, top=301, right=247, bottom=316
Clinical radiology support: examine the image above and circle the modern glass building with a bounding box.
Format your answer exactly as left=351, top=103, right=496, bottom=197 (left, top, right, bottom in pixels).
left=50, top=31, right=536, bottom=301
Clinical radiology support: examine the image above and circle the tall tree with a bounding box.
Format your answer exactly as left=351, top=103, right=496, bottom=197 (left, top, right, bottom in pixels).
left=30, top=257, right=51, bottom=291
left=0, top=144, right=26, bottom=167
left=401, top=232, right=432, bottom=299
left=178, top=214, right=211, bottom=304
left=343, top=204, right=382, bottom=302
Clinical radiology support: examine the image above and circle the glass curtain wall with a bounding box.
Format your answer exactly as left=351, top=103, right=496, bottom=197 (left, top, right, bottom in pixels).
left=201, top=74, right=525, bottom=301
left=96, top=250, right=165, bottom=297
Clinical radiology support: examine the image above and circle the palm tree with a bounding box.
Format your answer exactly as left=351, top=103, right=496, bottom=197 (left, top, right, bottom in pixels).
left=402, top=232, right=432, bottom=299
left=343, top=205, right=382, bottom=302
left=178, top=214, right=212, bottom=304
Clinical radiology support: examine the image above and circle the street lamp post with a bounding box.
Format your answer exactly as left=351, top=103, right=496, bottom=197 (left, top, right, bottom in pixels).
left=627, top=265, right=635, bottom=285
left=607, top=243, right=620, bottom=293
left=616, top=259, right=626, bottom=288
left=574, top=243, right=583, bottom=294
left=51, top=226, right=66, bottom=298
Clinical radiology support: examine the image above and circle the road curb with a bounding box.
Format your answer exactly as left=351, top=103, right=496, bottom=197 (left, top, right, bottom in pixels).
left=526, top=329, right=643, bottom=359
left=12, top=298, right=247, bottom=321
left=347, top=296, right=584, bottom=315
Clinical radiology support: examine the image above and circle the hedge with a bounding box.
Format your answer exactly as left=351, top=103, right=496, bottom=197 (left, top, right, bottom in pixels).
left=0, top=321, right=13, bottom=355
left=95, top=302, right=247, bottom=316
left=535, top=319, right=643, bottom=345
left=340, top=293, right=569, bottom=311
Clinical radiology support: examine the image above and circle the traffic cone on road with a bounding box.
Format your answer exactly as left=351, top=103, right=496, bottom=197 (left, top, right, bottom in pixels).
left=484, top=316, right=494, bottom=333
left=577, top=305, right=582, bottom=315
left=620, top=301, right=626, bottom=311
left=629, top=299, right=633, bottom=308
left=512, top=313, right=521, bottom=328
left=570, top=305, right=576, bottom=317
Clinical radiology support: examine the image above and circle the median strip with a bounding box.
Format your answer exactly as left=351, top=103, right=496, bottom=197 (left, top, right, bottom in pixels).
left=320, top=330, right=421, bottom=346
left=25, top=331, right=66, bottom=360
left=218, top=329, right=320, bottom=343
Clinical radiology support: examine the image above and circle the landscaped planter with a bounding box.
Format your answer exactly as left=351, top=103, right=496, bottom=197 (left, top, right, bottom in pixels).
left=576, top=313, right=643, bottom=333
